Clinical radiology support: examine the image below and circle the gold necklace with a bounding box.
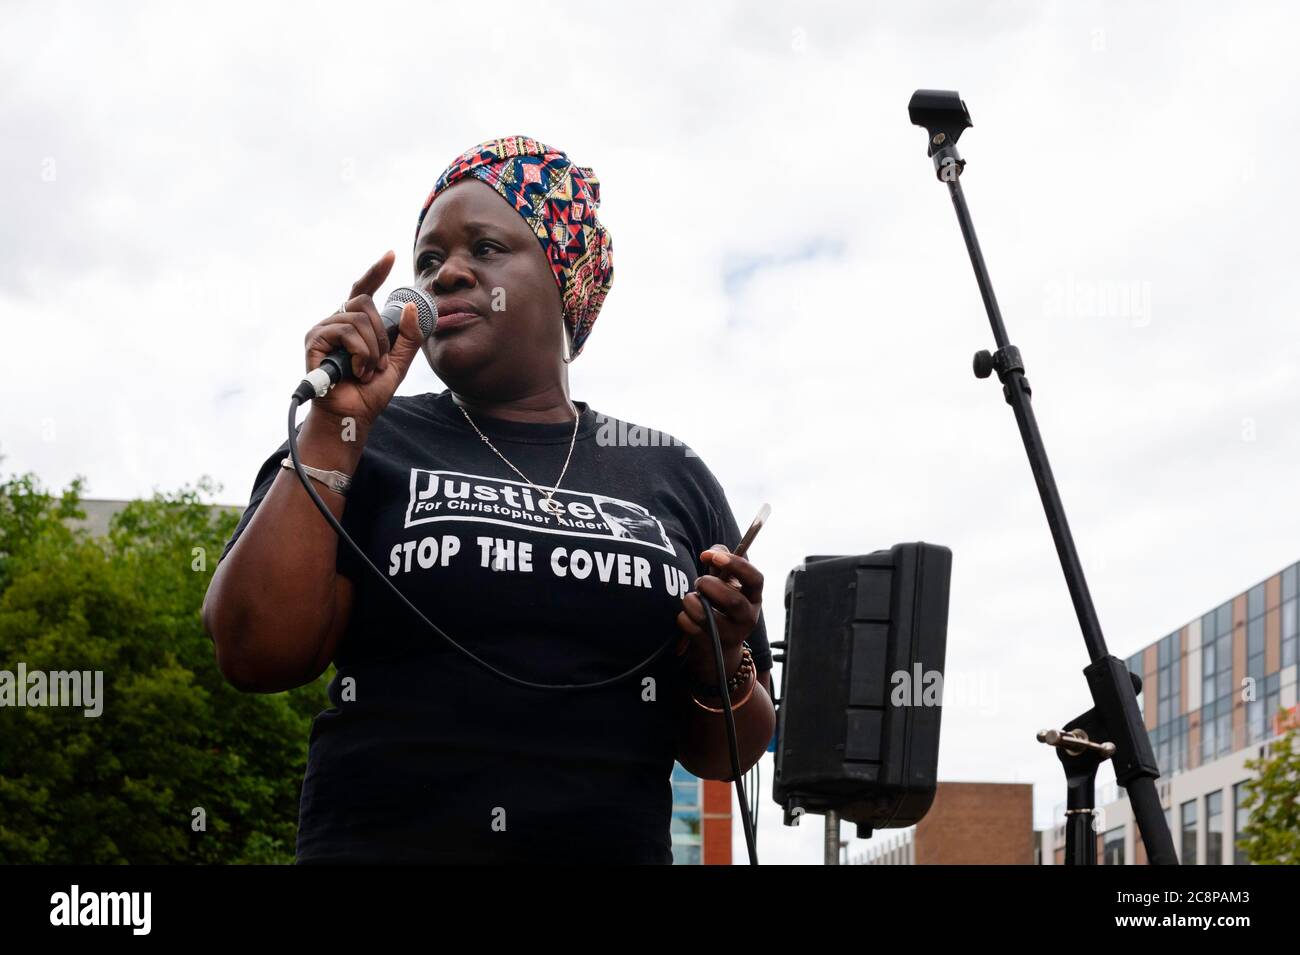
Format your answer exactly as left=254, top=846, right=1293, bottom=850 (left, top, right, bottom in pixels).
left=456, top=398, right=580, bottom=516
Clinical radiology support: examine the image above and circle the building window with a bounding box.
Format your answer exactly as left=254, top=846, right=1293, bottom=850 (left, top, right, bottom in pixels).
left=1247, top=615, right=1265, bottom=656
left=1175, top=716, right=1189, bottom=774
left=671, top=809, right=701, bottom=836
left=1246, top=616, right=1265, bottom=724
left=1206, top=790, right=1223, bottom=865
left=670, top=762, right=703, bottom=864
left=1215, top=602, right=1232, bottom=638
left=1233, top=781, right=1251, bottom=865
left=1263, top=673, right=1281, bottom=740
left=671, top=843, right=701, bottom=865
left=1248, top=583, right=1265, bottom=621
left=1281, top=670, right=1299, bottom=737
left=1247, top=651, right=1265, bottom=685
left=1216, top=697, right=1232, bottom=758
left=1247, top=698, right=1265, bottom=744
left=1157, top=635, right=1181, bottom=739
left=1103, top=826, right=1125, bottom=865
left=1202, top=695, right=1235, bottom=761
left=1181, top=799, right=1198, bottom=865
left=1202, top=636, right=1217, bottom=711
left=1282, top=599, right=1297, bottom=668
left=672, top=779, right=700, bottom=806
left=1201, top=700, right=1216, bottom=763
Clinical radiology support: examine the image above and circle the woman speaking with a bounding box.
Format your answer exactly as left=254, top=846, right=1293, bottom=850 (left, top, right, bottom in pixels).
left=202, top=136, right=774, bottom=865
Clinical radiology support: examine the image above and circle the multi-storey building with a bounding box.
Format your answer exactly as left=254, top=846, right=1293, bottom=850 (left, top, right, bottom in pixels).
left=1039, top=560, right=1300, bottom=864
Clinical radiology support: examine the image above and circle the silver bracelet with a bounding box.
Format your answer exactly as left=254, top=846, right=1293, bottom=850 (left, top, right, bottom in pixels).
left=280, top=456, right=352, bottom=496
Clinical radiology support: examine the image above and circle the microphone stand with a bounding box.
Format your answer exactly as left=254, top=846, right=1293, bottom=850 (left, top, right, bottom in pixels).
left=907, top=90, right=1178, bottom=865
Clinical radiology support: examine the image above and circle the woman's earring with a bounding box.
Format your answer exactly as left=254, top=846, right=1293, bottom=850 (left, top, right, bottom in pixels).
left=561, top=326, right=575, bottom=364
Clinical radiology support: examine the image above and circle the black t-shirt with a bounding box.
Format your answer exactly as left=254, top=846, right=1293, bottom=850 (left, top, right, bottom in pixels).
left=218, top=389, right=771, bottom=864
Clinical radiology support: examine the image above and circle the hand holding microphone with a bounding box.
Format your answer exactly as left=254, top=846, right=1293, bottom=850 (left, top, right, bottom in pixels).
left=294, top=250, right=438, bottom=426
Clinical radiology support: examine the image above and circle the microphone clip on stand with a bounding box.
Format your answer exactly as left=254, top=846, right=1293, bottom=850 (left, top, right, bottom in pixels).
left=907, top=90, right=1178, bottom=865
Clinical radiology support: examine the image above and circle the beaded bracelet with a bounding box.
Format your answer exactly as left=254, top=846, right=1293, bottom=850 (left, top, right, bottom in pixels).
left=691, top=666, right=757, bottom=714
left=688, top=642, right=753, bottom=696
left=689, top=643, right=755, bottom=711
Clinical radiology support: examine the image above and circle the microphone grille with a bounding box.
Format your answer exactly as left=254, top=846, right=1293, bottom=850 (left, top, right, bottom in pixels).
left=386, top=286, right=439, bottom=339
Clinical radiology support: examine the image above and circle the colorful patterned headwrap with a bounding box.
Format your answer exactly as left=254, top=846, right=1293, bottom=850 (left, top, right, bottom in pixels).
left=415, top=136, right=614, bottom=359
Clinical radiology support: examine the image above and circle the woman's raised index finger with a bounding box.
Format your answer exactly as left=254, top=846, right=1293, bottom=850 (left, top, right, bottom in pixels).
left=350, top=250, right=396, bottom=299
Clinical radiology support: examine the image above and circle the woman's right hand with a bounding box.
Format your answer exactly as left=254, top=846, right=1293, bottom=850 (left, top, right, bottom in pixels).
left=304, top=250, right=430, bottom=428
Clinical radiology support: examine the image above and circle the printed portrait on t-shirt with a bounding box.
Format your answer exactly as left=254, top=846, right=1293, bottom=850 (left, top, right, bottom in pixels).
left=592, top=497, right=671, bottom=549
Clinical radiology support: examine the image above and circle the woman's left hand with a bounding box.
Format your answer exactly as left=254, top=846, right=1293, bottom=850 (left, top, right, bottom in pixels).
left=675, top=544, right=764, bottom=685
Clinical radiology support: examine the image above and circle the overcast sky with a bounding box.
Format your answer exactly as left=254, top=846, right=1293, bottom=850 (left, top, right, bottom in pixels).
left=4, top=1, right=1298, bottom=864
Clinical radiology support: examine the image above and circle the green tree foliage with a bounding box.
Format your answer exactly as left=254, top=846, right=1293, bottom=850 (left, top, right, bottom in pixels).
left=1238, top=719, right=1300, bottom=865
left=0, top=471, right=331, bottom=863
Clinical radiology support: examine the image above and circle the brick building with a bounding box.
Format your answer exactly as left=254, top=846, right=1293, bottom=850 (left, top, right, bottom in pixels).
left=850, top=782, right=1035, bottom=864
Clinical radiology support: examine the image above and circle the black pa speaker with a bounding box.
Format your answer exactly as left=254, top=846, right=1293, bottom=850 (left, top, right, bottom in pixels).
left=772, top=542, right=952, bottom=838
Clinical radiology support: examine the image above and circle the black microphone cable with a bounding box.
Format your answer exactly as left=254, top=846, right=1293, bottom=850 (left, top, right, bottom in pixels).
left=286, top=392, right=758, bottom=864
left=696, top=576, right=758, bottom=865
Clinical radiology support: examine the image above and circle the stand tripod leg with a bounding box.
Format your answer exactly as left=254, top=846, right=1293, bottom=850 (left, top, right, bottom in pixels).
left=1065, top=764, right=1099, bottom=865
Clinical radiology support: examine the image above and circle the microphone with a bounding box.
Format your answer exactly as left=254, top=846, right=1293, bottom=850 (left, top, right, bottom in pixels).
left=294, top=286, right=438, bottom=403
